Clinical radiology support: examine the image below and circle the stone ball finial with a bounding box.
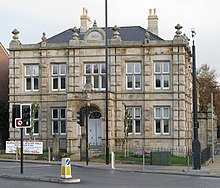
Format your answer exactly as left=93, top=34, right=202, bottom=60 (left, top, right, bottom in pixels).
left=112, top=25, right=121, bottom=39
left=72, top=26, right=79, bottom=33
left=145, top=31, right=150, bottom=43
left=93, top=20, right=97, bottom=28
left=71, top=26, right=80, bottom=40
left=12, top=29, right=20, bottom=41
left=41, top=32, right=47, bottom=42
left=41, top=32, right=47, bottom=47
left=175, top=23, right=183, bottom=36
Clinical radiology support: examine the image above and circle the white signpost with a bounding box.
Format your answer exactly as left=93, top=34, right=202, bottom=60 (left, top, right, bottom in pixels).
left=6, top=141, right=43, bottom=154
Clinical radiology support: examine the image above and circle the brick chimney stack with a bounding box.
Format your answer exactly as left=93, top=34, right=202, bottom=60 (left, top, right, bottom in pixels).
left=147, top=8, right=158, bottom=36
left=80, top=8, right=91, bottom=32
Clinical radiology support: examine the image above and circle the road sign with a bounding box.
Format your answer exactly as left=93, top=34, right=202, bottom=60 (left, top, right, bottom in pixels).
left=66, top=159, right=70, bottom=165
left=15, top=118, right=22, bottom=128
left=17, top=120, right=23, bottom=126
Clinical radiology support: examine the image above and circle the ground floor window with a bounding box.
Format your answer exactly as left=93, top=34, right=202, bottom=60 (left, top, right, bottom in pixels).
left=127, top=107, right=141, bottom=135
left=154, top=107, right=170, bottom=135
left=52, top=108, right=66, bottom=135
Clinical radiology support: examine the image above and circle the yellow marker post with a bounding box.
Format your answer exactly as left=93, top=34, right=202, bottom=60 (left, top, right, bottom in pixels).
left=61, top=158, right=72, bottom=179
left=17, top=147, right=21, bottom=156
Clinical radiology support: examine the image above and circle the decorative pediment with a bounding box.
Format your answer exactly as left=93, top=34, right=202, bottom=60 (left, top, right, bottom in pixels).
left=84, top=21, right=105, bottom=43
left=87, top=31, right=103, bottom=41
left=84, top=29, right=104, bottom=43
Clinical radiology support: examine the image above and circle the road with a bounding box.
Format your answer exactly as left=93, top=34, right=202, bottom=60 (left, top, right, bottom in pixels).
left=0, top=161, right=220, bottom=188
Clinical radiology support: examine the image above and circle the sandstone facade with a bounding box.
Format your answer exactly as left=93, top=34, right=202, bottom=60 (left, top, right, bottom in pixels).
left=8, top=9, right=193, bottom=157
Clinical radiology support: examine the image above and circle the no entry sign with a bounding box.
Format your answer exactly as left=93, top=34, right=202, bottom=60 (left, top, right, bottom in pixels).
left=17, top=119, right=23, bottom=126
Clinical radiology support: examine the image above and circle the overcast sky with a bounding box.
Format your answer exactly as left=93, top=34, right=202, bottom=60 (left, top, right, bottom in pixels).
left=1, top=0, right=220, bottom=79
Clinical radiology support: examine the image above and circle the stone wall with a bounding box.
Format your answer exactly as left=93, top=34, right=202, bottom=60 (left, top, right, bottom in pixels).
left=198, top=111, right=218, bottom=150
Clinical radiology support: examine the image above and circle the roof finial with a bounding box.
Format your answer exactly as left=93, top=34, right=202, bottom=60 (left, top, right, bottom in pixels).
left=93, top=20, right=97, bottom=28
left=72, top=26, right=80, bottom=40
left=12, top=29, right=20, bottom=41
left=112, top=25, right=121, bottom=39
left=175, top=23, right=183, bottom=36
left=145, top=31, right=150, bottom=43
left=40, top=32, right=47, bottom=47
left=41, top=32, right=47, bottom=42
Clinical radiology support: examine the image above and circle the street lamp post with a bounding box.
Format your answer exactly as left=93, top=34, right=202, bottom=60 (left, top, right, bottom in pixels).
left=84, top=83, right=92, bottom=166
left=191, top=28, right=201, bottom=169
left=85, top=102, right=89, bottom=166
left=105, top=0, right=109, bottom=165
left=211, top=92, right=214, bottom=163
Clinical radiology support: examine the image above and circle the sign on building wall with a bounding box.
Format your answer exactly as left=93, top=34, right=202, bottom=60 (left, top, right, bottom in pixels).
left=6, top=141, right=43, bottom=154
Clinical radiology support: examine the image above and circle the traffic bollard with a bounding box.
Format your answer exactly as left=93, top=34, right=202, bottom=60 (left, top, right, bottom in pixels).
left=61, top=158, right=72, bottom=179
left=111, top=152, right=115, bottom=169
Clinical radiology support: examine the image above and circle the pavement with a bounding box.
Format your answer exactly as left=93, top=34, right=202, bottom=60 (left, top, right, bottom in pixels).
left=74, top=155, right=220, bottom=177
left=1, top=155, right=220, bottom=184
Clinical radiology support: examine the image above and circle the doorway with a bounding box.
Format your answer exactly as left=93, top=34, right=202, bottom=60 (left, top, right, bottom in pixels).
left=88, top=111, right=101, bottom=147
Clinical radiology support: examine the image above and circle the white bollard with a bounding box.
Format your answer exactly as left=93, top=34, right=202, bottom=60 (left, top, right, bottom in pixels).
left=111, top=152, right=115, bottom=169
left=61, top=158, right=72, bottom=179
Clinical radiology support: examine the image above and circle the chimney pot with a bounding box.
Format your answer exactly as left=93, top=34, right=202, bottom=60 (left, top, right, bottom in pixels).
left=147, top=8, right=159, bottom=36
left=80, top=7, right=91, bottom=32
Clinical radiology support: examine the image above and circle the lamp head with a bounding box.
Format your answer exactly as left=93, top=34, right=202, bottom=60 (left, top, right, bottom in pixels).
left=191, top=28, right=196, bottom=39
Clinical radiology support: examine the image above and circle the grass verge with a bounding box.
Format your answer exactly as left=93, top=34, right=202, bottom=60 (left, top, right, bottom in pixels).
left=99, top=152, right=191, bottom=165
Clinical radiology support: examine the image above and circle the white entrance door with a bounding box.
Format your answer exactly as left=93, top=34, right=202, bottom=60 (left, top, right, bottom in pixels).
left=88, top=119, right=102, bottom=146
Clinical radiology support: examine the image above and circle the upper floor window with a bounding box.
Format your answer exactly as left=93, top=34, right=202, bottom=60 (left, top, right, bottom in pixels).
left=154, top=107, right=170, bottom=135
left=84, top=63, right=106, bottom=90
left=154, top=62, right=170, bottom=89
left=25, top=109, right=39, bottom=135
left=52, top=108, right=66, bottom=135
left=126, top=63, right=141, bottom=90
left=25, top=65, right=39, bottom=91
left=127, top=107, right=141, bottom=134
left=52, top=64, right=66, bottom=91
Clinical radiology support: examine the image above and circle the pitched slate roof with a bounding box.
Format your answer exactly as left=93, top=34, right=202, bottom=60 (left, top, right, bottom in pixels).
left=47, top=26, right=163, bottom=43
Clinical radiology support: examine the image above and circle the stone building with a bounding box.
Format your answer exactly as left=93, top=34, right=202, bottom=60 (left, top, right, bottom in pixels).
left=8, top=8, right=193, bottom=157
